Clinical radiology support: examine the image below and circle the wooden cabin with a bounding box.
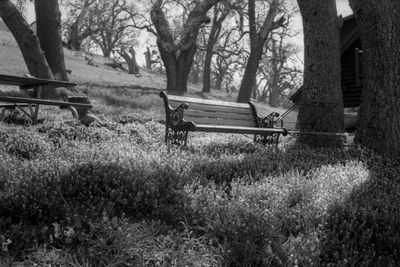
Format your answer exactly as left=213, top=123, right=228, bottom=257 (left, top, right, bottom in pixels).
left=341, top=15, right=362, bottom=107
left=291, top=15, right=362, bottom=108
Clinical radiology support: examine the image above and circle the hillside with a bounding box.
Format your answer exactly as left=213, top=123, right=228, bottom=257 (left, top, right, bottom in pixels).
left=0, top=30, right=167, bottom=90
left=0, top=29, right=297, bottom=125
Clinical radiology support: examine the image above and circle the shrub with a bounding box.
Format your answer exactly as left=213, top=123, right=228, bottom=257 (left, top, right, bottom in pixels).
left=0, top=138, right=189, bottom=253
left=319, top=154, right=400, bottom=265
left=0, top=127, right=52, bottom=160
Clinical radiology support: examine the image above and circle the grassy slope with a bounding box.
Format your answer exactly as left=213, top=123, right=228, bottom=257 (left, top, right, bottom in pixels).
left=0, top=30, right=298, bottom=126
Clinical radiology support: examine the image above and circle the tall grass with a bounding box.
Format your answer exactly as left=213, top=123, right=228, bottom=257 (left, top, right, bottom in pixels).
left=0, top=108, right=399, bottom=266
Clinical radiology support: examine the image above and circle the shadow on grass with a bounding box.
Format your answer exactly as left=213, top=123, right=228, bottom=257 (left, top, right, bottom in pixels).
left=189, top=139, right=357, bottom=186
left=319, top=154, right=400, bottom=265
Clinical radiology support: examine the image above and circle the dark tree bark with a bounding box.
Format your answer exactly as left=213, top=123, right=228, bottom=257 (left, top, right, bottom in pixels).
left=151, top=0, right=222, bottom=95
left=35, top=0, right=68, bottom=81
left=0, top=0, right=53, bottom=80
left=237, top=0, right=284, bottom=103
left=349, top=0, right=400, bottom=157
left=202, top=5, right=229, bottom=93
left=118, top=47, right=140, bottom=75
left=296, top=0, right=344, bottom=146
left=144, top=47, right=152, bottom=70
left=268, top=39, right=281, bottom=107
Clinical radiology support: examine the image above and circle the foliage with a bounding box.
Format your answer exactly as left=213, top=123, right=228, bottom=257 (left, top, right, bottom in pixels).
left=0, top=108, right=399, bottom=266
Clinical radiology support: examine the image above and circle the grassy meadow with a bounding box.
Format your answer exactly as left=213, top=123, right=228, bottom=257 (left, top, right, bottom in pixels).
left=0, top=90, right=399, bottom=266
left=1, top=32, right=400, bottom=266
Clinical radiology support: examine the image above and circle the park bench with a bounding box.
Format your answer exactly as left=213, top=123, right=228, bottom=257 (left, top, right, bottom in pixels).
left=0, top=74, right=92, bottom=124
left=159, top=91, right=288, bottom=146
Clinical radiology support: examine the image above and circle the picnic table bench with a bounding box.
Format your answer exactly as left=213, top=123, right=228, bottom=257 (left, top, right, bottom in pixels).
left=160, top=91, right=288, bottom=146
left=0, top=74, right=92, bottom=124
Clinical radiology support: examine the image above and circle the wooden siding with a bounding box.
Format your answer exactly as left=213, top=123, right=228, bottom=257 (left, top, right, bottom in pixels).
left=341, top=38, right=363, bottom=107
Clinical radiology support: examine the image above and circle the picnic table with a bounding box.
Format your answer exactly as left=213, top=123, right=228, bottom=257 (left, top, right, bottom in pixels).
left=0, top=74, right=92, bottom=124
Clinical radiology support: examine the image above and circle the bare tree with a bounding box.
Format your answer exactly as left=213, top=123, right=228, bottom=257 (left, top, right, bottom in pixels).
left=0, top=0, right=53, bottom=81
left=349, top=0, right=400, bottom=157
left=236, top=0, right=285, bottom=103
left=117, top=46, right=139, bottom=75
left=89, top=0, right=133, bottom=58
left=255, top=19, right=302, bottom=107
left=296, top=0, right=344, bottom=145
left=201, top=3, right=231, bottom=93
left=150, top=0, right=222, bottom=95
left=65, top=0, right=97, bottom=51
left=212, top=23, right=247, bottom=91
left=35, top=0, right=68, bottom=81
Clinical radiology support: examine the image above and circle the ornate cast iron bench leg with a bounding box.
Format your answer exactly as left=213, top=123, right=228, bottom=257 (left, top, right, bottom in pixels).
left=254, top=111, right=284, bottom=147
left=254, top=133, right=281, bottom=147
left=165, top=103, right=193, bottom=146
left=166, top=125, right=190, bottom=146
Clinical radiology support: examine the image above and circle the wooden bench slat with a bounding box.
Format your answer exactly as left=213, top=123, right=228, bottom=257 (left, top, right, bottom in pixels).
left=194, top=124, right=286, bottom=135
left=167, top=94, right=251, bottom=109
left=0, top=96, right=92, bottom=108
left=0, top=74, right=76, bottom=88
left=184, top=109, right=256, bottom=121
left=185, top=116, right=258, bottom=127
left=0, top=103, right=35, bottom=109
left=169, top=101, right=254, bottom=115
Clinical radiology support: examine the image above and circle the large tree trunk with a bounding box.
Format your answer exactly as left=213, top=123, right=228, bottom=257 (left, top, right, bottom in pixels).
left=158, top=41, right=197, bottom=95
left=0, top=0, right=53, bottom=80
left=119, top=47, right=139, bottom=75
left=151, top=0, right=221, bottom=95
left=237, top=46, right=263, bottom=102
left=68, top=22, right=81, bottom=51
left=202, top=6, right=226, bottom=93
left=349, top=0, right=400, bottom=157
left=35, top=0, right=68, bottom=81
left=296, top=0, right=344, bottom=146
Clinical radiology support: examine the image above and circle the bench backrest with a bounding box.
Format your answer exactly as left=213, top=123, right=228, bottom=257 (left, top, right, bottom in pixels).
left=161, top=92, right=259, bottom=128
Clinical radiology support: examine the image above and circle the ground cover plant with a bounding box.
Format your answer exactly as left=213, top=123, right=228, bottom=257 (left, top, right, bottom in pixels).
left=0, top=93, right=399, bottom=267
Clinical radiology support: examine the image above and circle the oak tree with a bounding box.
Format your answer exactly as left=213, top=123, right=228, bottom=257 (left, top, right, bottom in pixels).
left=236, top=0, right=285, bottom=103
left=0, top=0, right=53, bottom=80
left=65, top=0, right=97, bottom=51
left=349, top=0, right=400, bottom=157
left=35, top=0, right=69, bottom=81
left=295, top=0, right=344, bottom=145
left=151, top=0, right=222, bottom=95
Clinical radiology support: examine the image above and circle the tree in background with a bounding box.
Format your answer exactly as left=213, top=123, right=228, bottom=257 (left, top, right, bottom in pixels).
left=201, top=2, right=231, bottom=93
left=117, top=46, right=140, bottom=75
left=236, top=0, right=285, bottom=103
left=35, top=0, right=68, bottom=81
left=0, top=0, right=53, bottom=81
left=349, top=0, right=400, bottom=157
left=88, top=0, right=133, bottom=58
left=255, top=17, right=302, bottom=107
left=64, top=0, right=97, bottom=51
left=296, top=0, right=344, bottom=145
left=150, top=0, right=222, bottom=95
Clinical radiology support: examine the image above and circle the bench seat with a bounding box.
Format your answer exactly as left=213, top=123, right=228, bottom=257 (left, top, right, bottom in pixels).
left=160, top=91, right=287, bottom=146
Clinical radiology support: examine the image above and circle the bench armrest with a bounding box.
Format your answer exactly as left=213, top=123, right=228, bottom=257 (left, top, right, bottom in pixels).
left=258, top=112, right=281, bottom=128
left=170, top=103, right=188, bottom=127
